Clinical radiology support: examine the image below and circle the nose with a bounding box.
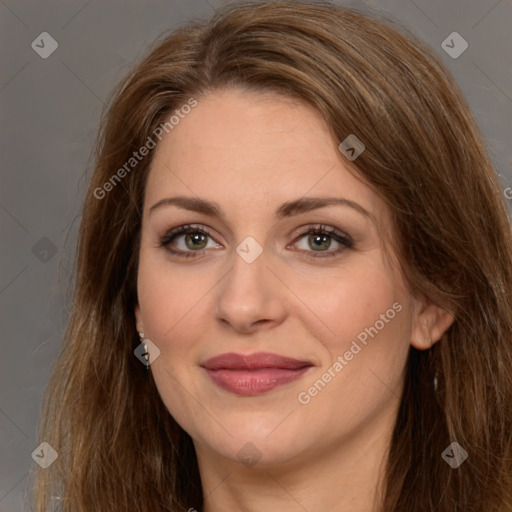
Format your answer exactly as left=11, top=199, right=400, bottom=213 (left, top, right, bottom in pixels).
left=214, top=245, right=288, bottom=334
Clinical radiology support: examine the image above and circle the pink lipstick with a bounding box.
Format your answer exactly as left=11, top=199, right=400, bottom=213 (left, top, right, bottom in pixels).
left=201, top=352, right=313, bottom=396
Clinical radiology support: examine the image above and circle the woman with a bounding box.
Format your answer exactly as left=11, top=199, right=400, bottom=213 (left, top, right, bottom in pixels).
left=32, top=1, right=512, bottom=510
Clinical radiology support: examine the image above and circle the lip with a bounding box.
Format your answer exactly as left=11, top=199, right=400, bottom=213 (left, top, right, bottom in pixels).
left=201, top=352, right=314, bottom=396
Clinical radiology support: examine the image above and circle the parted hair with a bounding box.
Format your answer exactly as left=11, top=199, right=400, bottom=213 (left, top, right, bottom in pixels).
left=32, top=1, right=512, bottom=511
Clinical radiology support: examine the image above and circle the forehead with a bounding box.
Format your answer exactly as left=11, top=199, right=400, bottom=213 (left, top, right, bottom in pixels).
left=145, top=88, right=384, bottom=220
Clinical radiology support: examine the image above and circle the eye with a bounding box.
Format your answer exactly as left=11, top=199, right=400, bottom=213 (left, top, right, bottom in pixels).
left=291, top=225, right=353, bottom=258
left=159, top=224, right=221, bottom=259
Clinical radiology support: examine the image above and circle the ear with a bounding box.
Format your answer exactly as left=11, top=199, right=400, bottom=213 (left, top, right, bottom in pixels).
left=134, top=304, right=144, bottom=335
left=410, top=295, right=454, bottom=350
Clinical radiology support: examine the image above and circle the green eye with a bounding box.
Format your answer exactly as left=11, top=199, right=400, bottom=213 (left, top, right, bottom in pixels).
left=293, top=225, right=353, bottom=257
left=159, top=224, right=218, bottom=259
left=183, top=231, right=208, bottom=250
left=308, top=233, right=332, bottom=251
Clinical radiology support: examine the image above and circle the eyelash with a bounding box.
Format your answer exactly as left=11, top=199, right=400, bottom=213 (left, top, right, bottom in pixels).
left=158, top=224, right=354, bottom=260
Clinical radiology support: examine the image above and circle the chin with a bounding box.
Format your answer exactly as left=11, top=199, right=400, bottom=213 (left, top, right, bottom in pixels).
left=192, top=411, right=322, bottom=469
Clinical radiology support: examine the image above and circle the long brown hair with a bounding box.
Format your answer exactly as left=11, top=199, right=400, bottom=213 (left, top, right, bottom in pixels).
left=32, top=1, right=512, bottom=510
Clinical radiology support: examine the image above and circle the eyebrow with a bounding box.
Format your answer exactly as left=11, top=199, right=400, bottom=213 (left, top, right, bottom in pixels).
left=148, top=195, right=373, bottom=221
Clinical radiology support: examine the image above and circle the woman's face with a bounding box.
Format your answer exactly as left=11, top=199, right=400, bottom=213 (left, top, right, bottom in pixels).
left=135, top=87, right=433, bottom=469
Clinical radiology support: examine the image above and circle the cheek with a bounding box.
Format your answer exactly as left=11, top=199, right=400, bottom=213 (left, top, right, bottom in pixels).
left=136, top=248, right=210, bottom=345
left=136, top=252, right=211, bottom=431
left=292, top=257, right=413, bottom=411
left=296, top=262, right=412, bottom=420
left=291, top=257, right=409, bottom=354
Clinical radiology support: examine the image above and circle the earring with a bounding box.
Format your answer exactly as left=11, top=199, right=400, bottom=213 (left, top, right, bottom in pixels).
left=139, top=332, right=149, bottom=370
left=432, top=340, right=439, bottom=391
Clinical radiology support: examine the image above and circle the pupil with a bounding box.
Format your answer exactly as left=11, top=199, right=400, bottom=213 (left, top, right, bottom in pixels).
left=310, top=234, right=330, bottom=251
left=186, top=232, right=206, bottom=249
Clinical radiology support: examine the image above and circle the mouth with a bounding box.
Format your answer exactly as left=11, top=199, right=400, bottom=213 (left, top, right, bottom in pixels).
left=200, top=352, right=314, bottom=396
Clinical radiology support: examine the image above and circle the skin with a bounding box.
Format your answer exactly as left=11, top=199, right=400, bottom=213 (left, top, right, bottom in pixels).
left=135, top=87, right=454, bottom=511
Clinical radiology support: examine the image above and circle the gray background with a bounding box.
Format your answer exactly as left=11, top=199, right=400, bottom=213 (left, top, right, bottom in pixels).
left=1, top=0, right=511, bottom=510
